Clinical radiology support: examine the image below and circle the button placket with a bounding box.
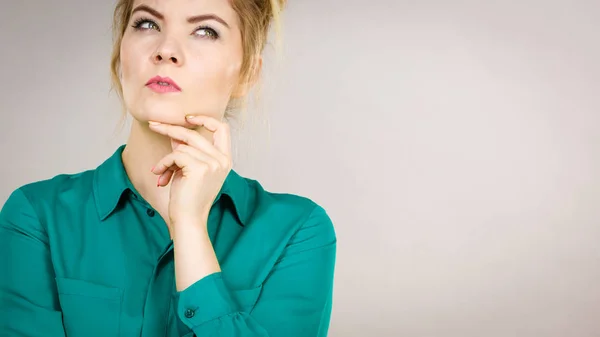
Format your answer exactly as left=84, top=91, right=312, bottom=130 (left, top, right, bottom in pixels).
left=140, top=248, right=174, bottom=337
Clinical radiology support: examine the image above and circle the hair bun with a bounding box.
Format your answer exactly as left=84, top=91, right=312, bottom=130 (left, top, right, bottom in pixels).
left=270, top=0, right=286, bottom=13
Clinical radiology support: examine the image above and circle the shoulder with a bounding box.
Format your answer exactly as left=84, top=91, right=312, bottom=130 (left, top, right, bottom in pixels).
left=239, top=175, right=337, bottom=245
left=8, top=170, right=95, bottom=209
left=0, top=170, right=95, bottom=230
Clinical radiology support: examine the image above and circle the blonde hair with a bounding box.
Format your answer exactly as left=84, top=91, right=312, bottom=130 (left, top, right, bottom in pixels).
left=109, top=0, right=286, bottom=124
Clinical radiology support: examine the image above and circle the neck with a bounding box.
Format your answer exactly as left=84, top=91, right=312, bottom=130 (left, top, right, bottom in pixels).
left=121, top=120, right=172, bottom=212
left=121, top=119, right=214, bottom=216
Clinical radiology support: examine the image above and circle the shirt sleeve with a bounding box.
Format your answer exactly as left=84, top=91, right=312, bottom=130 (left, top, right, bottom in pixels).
left=177, top=205, right=337, bottom=337
left=0, top=188, right=67, bottom=336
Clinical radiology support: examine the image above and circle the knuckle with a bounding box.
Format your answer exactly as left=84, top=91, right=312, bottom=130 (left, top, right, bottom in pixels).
left=173, top=152, right=186, bottom=164
left=211, top=161, right=221, bottom=172
left=175, top=144, right=189, bottom=153
left=220, top=157, right=232, bottom=170
left=196, top=161, right=209, bottom=171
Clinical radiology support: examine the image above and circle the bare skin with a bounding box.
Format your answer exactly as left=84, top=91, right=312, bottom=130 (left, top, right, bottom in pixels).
left=118, top=0, right=259, bottom=291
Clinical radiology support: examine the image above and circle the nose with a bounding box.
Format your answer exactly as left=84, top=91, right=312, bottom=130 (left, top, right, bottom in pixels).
left=151, top=38, right=184, bottom=66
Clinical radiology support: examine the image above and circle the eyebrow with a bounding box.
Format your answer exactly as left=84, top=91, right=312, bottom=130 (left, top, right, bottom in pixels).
left=131, top=5, right=230, bottom=29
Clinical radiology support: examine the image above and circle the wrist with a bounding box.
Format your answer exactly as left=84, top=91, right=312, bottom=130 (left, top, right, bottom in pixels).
left=172, top=219, right=220, bottom=291
left=172, top=219, right=209, bottom=240
left=170, top=211, right=209, bottom=229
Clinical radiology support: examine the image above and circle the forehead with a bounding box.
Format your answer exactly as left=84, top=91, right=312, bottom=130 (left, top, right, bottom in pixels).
left=131, top=0, right=236, bottom=20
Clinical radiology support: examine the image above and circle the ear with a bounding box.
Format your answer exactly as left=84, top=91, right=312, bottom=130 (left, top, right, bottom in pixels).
left=231, top=56, right=263, bottom=98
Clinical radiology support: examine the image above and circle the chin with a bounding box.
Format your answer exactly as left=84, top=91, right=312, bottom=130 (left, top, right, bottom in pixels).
left=133, top=100, right=188, bottom=126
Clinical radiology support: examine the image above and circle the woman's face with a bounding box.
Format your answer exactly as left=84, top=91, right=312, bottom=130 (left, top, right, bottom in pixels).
left=120, top=0, right=244, bottom=126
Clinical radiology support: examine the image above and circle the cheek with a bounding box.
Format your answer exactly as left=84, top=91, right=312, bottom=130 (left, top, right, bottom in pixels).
left=201, top=58, right=242, bottom=93
left=119, top=35, right=149, bottom=108
left=191, top=44, right=242, bottom=86
left=120, top=33, right=153, bottom=85
left=225, top=61, right=242, bottom=83
left=119, top=37, right=136, bottom=82
left=183, top=57, right=241, bottom=115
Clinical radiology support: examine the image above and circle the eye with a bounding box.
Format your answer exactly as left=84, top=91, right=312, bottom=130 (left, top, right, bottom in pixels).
left=132, top=18, right=159, bottom=31
left=194, top=26, right=219, bottom=40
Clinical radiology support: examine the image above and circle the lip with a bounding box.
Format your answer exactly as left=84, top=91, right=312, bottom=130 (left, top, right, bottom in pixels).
left=145, top=75, right=182, bottom=93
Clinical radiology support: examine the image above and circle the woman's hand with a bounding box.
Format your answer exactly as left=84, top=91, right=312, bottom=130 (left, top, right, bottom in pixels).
left=148, top=115, right=232, bottom=228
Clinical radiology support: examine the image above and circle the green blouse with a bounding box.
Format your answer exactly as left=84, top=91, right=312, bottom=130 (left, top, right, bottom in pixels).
left=0, top=145, right=336, bottom=337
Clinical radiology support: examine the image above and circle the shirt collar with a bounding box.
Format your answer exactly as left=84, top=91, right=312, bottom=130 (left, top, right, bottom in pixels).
left=93, top=145, right=251, bottom=226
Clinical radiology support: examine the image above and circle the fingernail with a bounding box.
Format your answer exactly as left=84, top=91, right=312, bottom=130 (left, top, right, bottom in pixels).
left=157, top=176, right=161, bottom=187
left=150, top=166, right=155, bottom=172
left=185, top=115, right=195, bottom=119
left=149, top=121, right=161, bottom=125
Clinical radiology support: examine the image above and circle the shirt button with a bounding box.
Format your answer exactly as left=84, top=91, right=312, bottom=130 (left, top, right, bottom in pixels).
left=184, top=308, right=195, bottom=318
left=146, top=208, right=155, bottom=217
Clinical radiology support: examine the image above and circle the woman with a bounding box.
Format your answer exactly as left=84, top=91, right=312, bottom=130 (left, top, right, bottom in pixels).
left=0, top=0, right=336, bottom=336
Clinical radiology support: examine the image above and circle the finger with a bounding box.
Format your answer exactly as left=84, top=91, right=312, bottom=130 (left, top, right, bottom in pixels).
left=152, top=148, right=221, bottom=180
left=184, top=115, right=219, bottom=131
left=157, top=168, right=175, bottom=187
left=156, top=162, right=178, bottom=186
left=214, top=122, right=232, bottom=159
left=184, top=115, right=232, bottom=157
left=170, top=138, right=186, bottom=151
left=171, top=120, right=231, bottom=167
left=153, top=151, right=196, bottom=180
left=152, top=145, right=220, bottom=176
left=176, top=144, right=220, bottom=168
left=148, top=121, right=222, bottom=159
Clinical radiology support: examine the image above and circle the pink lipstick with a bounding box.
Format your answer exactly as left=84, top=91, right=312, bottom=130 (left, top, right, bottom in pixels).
left=145, top=76, right=182, bottom=93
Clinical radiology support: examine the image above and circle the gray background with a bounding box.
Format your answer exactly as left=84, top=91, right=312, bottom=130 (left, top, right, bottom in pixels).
left=1, top=1, right=600, bottom=336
